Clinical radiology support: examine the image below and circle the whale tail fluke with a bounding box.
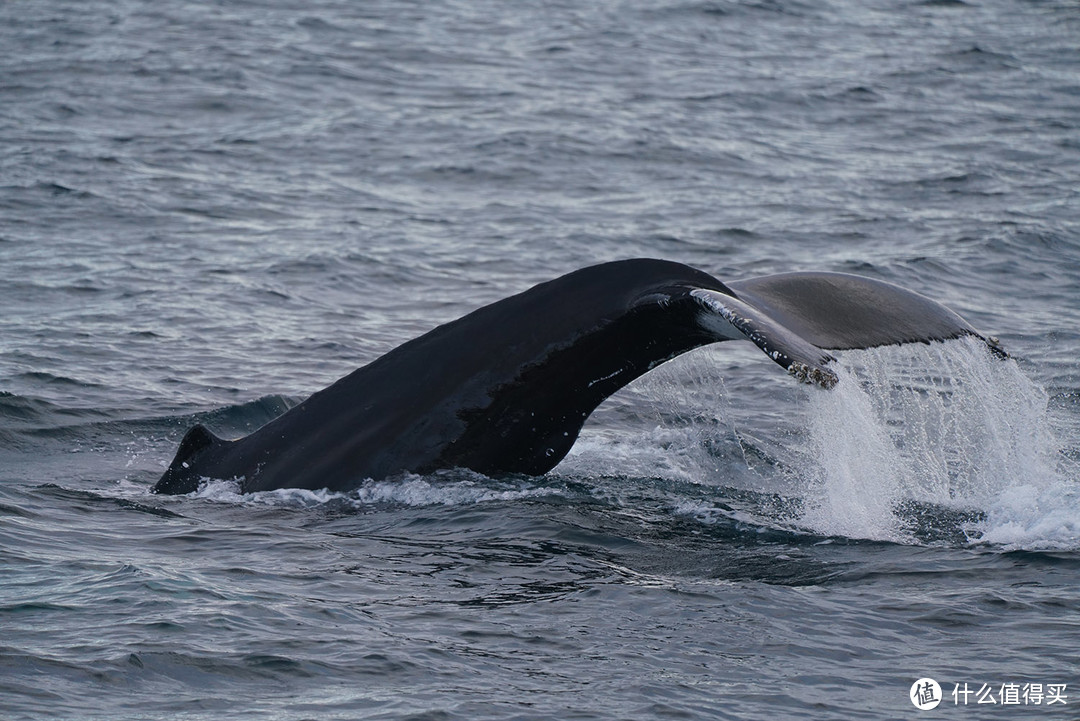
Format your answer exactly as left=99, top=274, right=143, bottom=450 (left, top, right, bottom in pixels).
left=692, top=271, right=1005, bottom=389
left=151, top=260, right=1007, bottom=494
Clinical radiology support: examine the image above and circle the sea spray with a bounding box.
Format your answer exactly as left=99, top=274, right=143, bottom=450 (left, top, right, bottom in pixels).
left=797, top=359, right=908, bottom=541
left=798, top=336, right=1079, bottom=548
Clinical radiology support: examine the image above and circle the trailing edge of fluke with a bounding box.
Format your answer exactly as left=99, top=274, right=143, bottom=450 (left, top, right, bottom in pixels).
left=153, top=259, right=1005, bottom=495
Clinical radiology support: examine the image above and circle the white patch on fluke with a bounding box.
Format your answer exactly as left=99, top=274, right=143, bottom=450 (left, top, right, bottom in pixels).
left=690, top=288, right=838, bottom=389
left=688, top=289, right=745, bottom=341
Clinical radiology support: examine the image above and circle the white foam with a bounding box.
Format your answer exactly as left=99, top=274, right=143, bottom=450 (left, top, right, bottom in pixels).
left=349, top=476, right=560, bottom=507
left=977, top=482, right=1080, bottom=549
left=186, top=474, right=560, bottom=510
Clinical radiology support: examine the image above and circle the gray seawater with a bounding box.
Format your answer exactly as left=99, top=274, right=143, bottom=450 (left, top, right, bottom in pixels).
left=2, top=0, right=1079, bottom=718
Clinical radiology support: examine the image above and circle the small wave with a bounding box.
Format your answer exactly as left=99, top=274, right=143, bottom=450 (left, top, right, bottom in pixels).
left=12, top=371, right=105, bottom=390
left=154, top=395, right=296, bottom=441
left=671, top=498, right=804, bottom=537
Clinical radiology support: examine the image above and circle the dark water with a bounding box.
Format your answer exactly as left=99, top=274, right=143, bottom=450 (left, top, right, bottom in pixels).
left=3, top=0, right=1080, bottom=718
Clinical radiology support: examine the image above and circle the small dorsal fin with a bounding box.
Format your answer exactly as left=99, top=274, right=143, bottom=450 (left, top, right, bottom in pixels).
left=173, top=424, right=220, bottom=465
left=153, top=424, right=226, bottom=494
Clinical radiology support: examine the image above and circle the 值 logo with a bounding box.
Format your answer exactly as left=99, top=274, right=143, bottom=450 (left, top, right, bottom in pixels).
left=911, top=678, right=943, bottom=710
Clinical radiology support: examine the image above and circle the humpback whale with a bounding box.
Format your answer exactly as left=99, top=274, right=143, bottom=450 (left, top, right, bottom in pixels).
left=153, top=259, right=1004, bottom=495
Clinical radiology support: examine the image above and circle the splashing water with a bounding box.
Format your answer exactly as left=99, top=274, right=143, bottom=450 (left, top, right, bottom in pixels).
left=798, top=336, right=1080, bottom=549
left=147, top=339, right=1078, bottom=552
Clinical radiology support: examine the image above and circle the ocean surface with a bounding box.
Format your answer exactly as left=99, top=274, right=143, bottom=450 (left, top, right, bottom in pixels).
left=2, top=0, right=1079, bottom=718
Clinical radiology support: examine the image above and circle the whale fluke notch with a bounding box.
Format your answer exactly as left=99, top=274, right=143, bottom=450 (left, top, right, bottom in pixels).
left=153, top=259, right=1004, bottom=495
